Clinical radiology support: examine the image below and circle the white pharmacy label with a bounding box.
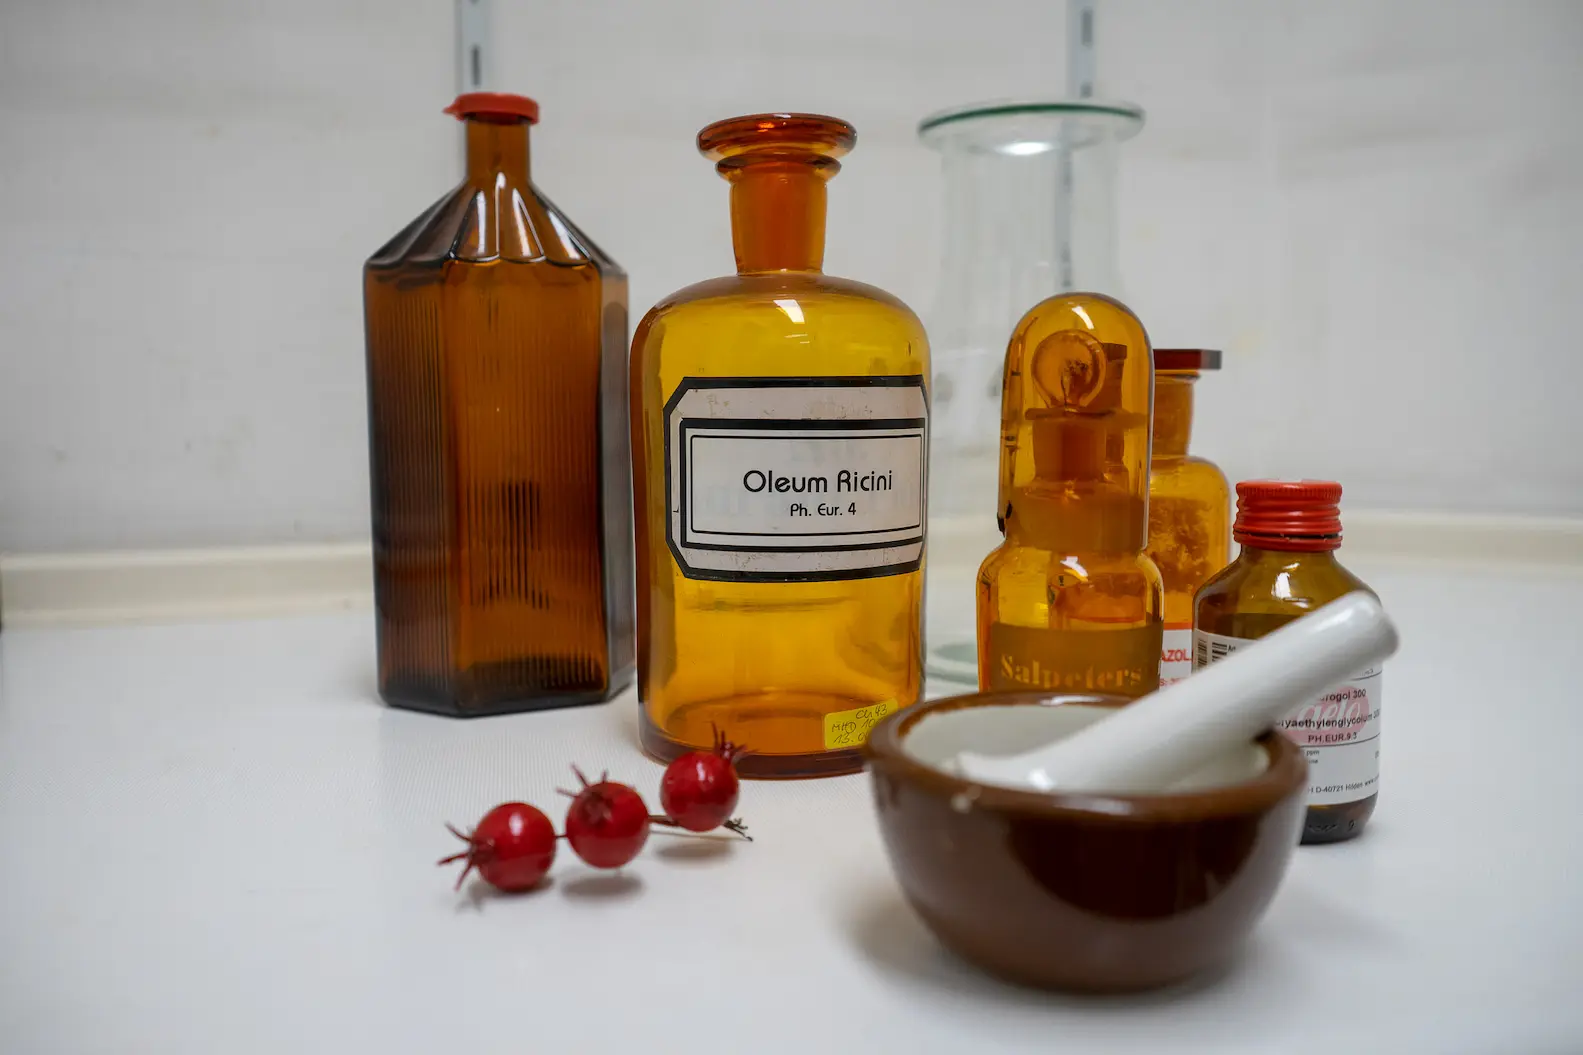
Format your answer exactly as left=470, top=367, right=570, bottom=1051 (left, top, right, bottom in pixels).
left=1158, top=626, right=1194, bottom=687
left=1193, top=629, right=1381, bottom=806
left=664, top=376, right=928, bottom=582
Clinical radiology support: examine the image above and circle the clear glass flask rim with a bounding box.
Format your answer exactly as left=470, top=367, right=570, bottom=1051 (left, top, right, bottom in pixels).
left=918, top=97, right=1145, bottom=153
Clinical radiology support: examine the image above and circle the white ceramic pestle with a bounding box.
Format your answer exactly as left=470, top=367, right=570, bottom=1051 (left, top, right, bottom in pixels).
left=952, top=591, right=1398, bottom=793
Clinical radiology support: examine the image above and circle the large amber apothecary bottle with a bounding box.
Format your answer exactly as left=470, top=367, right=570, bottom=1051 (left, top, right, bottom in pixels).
left=1146, top=348, right=1230, bottom=686
left=362, top=93, right=634, bottom=716
left=1194, top=480, right=1381, bottom=843
left=630, top=114, right=930, bottom=778
left=977, top=293, right=1163, bottom=697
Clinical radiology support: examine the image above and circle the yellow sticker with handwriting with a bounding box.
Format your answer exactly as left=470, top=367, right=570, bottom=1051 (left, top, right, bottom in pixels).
left=823, top=699, right=897, bottom=750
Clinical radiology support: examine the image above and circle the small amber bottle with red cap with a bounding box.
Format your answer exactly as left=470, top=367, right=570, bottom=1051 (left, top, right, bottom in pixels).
left=1194, top=481, right=1381, bottom=843
left=362, top=93, right=634, bottom=716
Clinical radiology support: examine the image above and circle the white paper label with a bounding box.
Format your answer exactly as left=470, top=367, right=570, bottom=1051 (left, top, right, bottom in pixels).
left=1194, top=629, right=1381, bottom=806
left=1159, top=626, right=1193, bottom=687
left=664, top=376, right=928, bottom=582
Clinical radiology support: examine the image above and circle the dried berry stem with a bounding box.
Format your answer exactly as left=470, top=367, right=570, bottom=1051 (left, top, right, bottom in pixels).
left=649, top=813, right=753, bottom=842
left=438, top=822, right=487, bottom=889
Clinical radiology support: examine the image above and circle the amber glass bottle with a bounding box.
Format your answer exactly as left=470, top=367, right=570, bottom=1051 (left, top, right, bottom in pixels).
left=1195, top=481, right=1380, bottom=844
left=977, top=294, right=1163, bottom=697
left=630, top=114, right=930, bottom=778
left=362, top=92, right=633, bottom=716
left=1146, top=349, right=1230, bottom=686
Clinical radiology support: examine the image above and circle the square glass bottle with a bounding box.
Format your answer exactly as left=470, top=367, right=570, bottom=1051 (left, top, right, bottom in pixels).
left=362, top=93, right=634, bottom=716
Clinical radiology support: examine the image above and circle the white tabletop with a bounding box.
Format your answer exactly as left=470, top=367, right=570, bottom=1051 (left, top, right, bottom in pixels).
left=1, top=558, right=1579, bottom=1054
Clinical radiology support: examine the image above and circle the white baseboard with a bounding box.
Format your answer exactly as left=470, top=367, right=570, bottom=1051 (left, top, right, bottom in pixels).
left=2, top=511, right=1579, bottom=628
left=0, top=543, right=373, bottom=627
left=1324, top=510, right=1583, bottom=568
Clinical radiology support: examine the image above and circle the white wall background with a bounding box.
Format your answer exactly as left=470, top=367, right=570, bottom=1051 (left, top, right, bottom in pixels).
left=1, top=0, right=1579, bottom=553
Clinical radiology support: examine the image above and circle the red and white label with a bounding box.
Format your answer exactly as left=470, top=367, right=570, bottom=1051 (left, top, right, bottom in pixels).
left=1159, top=625, right=1193, bottom=687
left=1193, top=629, right=1381, bottom=806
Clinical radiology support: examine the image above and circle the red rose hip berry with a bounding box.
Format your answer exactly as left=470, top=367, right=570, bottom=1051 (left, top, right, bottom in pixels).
left=562, top=767, right=651, bottom=869
left=661, top=726, right=748, bottom=833
left=438, top=802, right=556, bottom=893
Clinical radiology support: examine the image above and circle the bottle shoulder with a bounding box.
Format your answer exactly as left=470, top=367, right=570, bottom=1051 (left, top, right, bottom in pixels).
left=1195, top=552, right=1376, bottom=621
left=1151, top=456, right=1229, bottom=489
left=979, top=544, right=1163, bottom=627
left=635, top=272, right=927, bottom=347
left=813, top=274, right=925, bottom=324
left=980, top=543, right=1162, bottom=582
left=367, top=178, right=620, bottom=272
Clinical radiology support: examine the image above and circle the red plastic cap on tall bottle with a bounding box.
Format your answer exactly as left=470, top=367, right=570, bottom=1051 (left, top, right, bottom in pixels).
left=1233, top=479, right=1343, bottom=551
left=444, top=92, right=540, bottom=124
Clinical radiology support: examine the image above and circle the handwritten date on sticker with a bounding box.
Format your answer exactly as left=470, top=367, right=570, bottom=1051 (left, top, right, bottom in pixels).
left=823, top=700, right=897, bottom=749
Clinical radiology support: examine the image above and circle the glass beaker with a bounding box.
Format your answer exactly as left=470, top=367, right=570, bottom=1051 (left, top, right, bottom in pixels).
left=919, top=99, right=1144, bottom=685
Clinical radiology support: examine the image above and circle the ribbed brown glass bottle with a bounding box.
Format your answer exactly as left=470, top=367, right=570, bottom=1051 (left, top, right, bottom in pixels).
left=362, top=92, right=634, bottom=716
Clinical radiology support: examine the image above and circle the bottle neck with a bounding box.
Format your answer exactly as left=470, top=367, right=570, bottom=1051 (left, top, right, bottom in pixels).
left=1152, top=372, right=1196, bottom=460
left=1005, top=492, right=1148, bottom=554
left=1237, top=544, right=1341, bottom=567
left=1002, top=403, right=1149, bottom=553
left=465, top=118, right=530, bottom=183
left=726, top=158, right=832, bottom=273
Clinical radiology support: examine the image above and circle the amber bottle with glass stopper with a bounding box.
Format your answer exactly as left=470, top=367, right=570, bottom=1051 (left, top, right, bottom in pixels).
left=977, top=294, right=1162, bottom=697
left=362, top=92, right=634, bottom=716
left=1146, top=348, right=1230, bottom=686
left=1194, top=481, right=1381, bottom=844
left=630, top=114, right=930, bottom=778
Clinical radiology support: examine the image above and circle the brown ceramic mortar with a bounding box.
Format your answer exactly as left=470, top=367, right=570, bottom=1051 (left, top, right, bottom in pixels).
left=864, top=691, right=1306, bottom=993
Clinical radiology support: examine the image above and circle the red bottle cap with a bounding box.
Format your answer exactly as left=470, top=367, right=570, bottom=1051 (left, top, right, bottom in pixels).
left=1154, top=348, right=1222, bottom=372
left=444, top=92, right=540, bottom=124
left=1233, top=479, right=1343, bottom=551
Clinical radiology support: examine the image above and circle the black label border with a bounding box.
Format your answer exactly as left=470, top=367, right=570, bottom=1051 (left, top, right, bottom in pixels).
left=682, top=421, right=926, bottom=544
left=663, top=375, right=928, bottom=584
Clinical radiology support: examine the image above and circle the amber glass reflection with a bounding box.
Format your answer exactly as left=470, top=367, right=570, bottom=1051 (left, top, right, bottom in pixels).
left=363, top=105, right=634, bottom=716
left=630, top=114, right=930, bottom=777
left=977, top=293, right=1163, bottom=698
left=1146, top=352, right=1230, bottom=685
